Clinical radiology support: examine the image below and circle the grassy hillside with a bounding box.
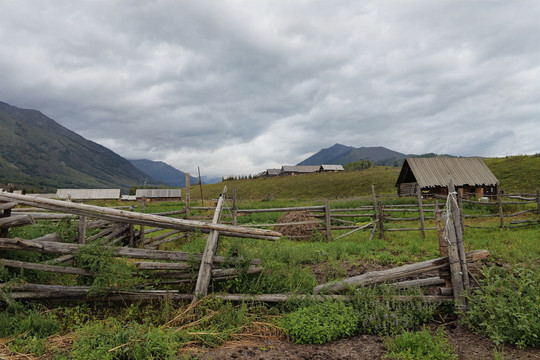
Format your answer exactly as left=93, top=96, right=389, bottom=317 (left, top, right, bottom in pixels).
left=190, top=155, right=540, bottom=201
left=484, top=155, right=540, bottom=193
left=190, top=166, right=401, bottom=200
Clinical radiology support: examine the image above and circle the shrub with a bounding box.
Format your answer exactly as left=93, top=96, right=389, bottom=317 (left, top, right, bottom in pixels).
left=384, top=327, right=458, bottom=360
left=280, top=301, right=357, bottom=344
left=350, top=285, right=436, bottom=336
left=463, top=266, right=540, bottom=348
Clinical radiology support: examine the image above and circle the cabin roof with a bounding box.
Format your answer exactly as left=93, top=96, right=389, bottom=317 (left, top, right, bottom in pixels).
left=396, top=157, right=498, bottom=188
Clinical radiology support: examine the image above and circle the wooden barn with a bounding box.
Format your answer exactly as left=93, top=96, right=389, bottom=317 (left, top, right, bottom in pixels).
left=395, top=158, right=499, bottom=198
left=135, top=189, right=182, bottom=202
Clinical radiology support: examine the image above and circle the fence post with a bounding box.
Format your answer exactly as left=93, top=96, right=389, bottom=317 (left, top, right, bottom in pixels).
left=457, top=190, right=465, bottom=236
left=378, top=199, right=385, bottom=239
left=434, top=201, right=452, bottom=288
left=497, top=182, right=504, bottom=229
left=140, top=196, right=146, bottom=246
left=232, top=187, right=238, bottom=226
left=448, top=181, right=470, bottom=289
left=0, top=207, right=11, bottom=238
left=185, top=173, right=191, bottom=220
left=325, top=200, right=332, bottom=242
left=443, top=184, right=466, bottom=310
left=536, top=188, right=540, bottom=216
left=77, top=216, right=86, bottom=244
left=416, top=185, right=425, bottom=239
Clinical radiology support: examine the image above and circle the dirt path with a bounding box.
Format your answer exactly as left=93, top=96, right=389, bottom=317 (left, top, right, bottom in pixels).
left=189, top=324, right=540, bottom=360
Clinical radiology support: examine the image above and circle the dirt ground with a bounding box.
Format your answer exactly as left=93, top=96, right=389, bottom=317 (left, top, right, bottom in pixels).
left=188, top=324, right=540, bottom=360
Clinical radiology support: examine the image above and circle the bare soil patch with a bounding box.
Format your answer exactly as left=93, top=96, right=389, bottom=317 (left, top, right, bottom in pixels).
left=188, top=324, right=540, bottom=360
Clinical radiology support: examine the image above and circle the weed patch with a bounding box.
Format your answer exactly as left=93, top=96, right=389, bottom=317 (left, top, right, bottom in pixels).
left=384, top=327, right=458, bottom=360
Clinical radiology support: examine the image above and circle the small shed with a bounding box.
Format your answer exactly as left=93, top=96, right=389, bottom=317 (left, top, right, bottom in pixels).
left=395, top=158, right=499, bottom=198
left=135, top=189, right=182, bottom=202
left=56, top=189, right=121, bottom=200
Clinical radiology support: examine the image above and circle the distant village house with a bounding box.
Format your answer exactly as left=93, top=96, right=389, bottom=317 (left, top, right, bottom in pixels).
left=135, top=189, right=182, bottom=202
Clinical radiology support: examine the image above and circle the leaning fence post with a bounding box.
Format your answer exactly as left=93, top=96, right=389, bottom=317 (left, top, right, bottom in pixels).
left=497, top=182, right=504, bottom=229
left=378, top=199, right=385, bottom=239
left=325, top=200, right=332, bottom=242
left=193, top=186, right=227, bottom=300
left=435, top=201, right=452, bottom=288
left=448, top=181, right=469, bottom=289
left=457, top=189, right=465, bottom=236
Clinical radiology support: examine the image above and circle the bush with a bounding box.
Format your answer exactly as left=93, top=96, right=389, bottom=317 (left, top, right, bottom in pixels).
left=463, top=266, right=540, bottom=348
left=384, top=327, right=458, bottom=360
left=350, top=285, right=436, bottom=336
left=280, top=301, right=357, bottom=344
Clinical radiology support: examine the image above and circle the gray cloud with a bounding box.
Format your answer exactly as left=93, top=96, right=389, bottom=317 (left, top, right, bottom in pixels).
left=0, top=0, right=538, bottom=177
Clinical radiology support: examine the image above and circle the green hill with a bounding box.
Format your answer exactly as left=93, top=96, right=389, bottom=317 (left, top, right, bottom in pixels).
left=190, top=166, right=401, bottom=201
left=190, top=156, right=539, bottom=201
left=483, top=155, right=540, bottom=193
left=0, top=102, right=162, bottom=192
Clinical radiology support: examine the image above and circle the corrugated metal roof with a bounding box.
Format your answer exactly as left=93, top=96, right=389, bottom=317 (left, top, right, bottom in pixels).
left=56, top=189, right=121, bottom=200
left=320, top=164, right=344, bottom=171
left=402, top=158, right=498, bottom=188
left=281, top=166, right=298, bottom=172
left=297, top=165, right=320, bottom=173
left=135, top=189, right=182, bottom=198
left=267, top=168, right=281, bottom=176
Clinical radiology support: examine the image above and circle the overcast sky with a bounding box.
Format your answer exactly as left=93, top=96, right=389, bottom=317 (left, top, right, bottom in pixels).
left=1, top=1, right=538, bottom=177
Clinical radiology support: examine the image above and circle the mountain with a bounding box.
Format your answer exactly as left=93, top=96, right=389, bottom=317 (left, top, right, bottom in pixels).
left=297, top=143, right=411, bottom=166
left=297, top=144, right=355, bottom=166
left=0, top=101, right=162, bottom=192
left=129, top=159, right=198, bottom=187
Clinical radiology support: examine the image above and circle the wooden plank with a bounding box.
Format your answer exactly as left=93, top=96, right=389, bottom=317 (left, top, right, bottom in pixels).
left=325, top=201, right=332, bottom=242
left=0, top=238, right=261, bottom=265
left=0, top=258, right=93, bottom=276
left=497, top=182, right=504, bottom=229
left=193, top=186, right=227, bottom=299
left=0, top=192, right=282, bottom=240
left=78, top=216, right=87, bottom=244
left=313, top=250, right=488, bottom=294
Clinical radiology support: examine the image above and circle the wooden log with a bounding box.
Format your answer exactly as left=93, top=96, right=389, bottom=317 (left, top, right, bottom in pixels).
left=313, top=250, right=489, bottom=294
left=135, top=261, right=191, bottom=270
left=0, top=238, right=262, bottom=265
left=236, top=206, right=325, bottom=214
left=155, top=266, right=263, bottom=280
left=0, top=214, right=35, bottom=229
left=448, top=182, right=469, bottom=289
left=194, top=186, right=227, bottom=299
left=146, top=234, right=186, bottom=249
left=0, top=202, right=18, bottom=211
left=5, top=284, right=454, bottom=304
left=10, top=212, right=75, bottom=220
left=0, top=192, right=282, bottom=240
left=378, top=200, right=385, bottom=239
left=392, top=277, right=445, bottom=289
left=143, top=230, right=183, bottom=245
left=0, top=258, right=93, bottom=276
left=31, top=233, right=59, bottom=242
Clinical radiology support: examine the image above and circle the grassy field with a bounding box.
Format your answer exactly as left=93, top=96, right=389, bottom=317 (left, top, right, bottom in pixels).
left=189, top=155, right=540, bottom=201
left=1, top=158, right=539, bottom=358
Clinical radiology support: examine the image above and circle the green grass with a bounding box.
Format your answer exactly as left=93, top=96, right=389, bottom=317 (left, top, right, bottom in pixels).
left=484, top=155, right=540, bottom=193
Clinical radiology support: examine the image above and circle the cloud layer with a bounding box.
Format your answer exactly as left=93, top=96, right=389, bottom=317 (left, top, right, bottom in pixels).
left=1, top=1, right=538, bottom=177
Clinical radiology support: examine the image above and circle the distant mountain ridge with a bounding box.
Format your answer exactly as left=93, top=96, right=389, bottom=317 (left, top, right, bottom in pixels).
left=297, top=143, right=414, bottom=166
left=0, top=101, right=163, bottom=192
left=129, top=159, right=199, bottom=188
